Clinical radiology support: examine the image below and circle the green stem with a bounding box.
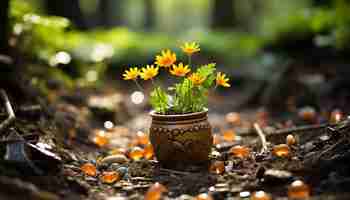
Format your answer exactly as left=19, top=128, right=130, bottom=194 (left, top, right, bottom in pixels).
left=189, top=82, right=194, bottom=112
left=151, top=78, right=166, bottom=113
left=187, top=55, right=192, bottom=113
left=133, top=80, right=144, bottom=92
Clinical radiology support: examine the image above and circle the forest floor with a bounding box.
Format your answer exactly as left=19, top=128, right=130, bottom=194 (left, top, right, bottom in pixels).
left=1, top=78, right=350, bottom=200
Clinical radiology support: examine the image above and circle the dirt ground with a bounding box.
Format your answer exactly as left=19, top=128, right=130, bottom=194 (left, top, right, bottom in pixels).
left=1, top=76, right=350, bottom=200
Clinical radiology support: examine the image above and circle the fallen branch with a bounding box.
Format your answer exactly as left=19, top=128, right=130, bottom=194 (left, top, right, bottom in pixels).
left=272, top=123, right=328, bottom=136
left=0, top=89, right=15, bottom=132
left=253, top=123, right=268, bottom=153
left=159, top=168, right=193, bottom=176
left=267, top=123, right=328, bottom=144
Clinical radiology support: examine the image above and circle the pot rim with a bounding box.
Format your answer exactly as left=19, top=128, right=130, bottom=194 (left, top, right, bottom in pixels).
left=149, top=108, right=208, bottom=119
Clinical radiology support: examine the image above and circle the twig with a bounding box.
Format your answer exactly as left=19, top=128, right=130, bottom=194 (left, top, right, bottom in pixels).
left=0, top=54, right=13, bottom=65
left=0, top=89, right=16, bottom=132
left=18, top=105, right=41, bottom=112
left=253, top=123, right=268, bottom=153
left=159, top=168, right=193, bottom=175
left=271, top=123, right=328, bottom=137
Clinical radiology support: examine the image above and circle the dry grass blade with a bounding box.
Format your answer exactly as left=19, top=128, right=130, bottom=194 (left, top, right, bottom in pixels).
left=0, top=89, right=16, bottom=133
left=254, top=123, right=268, bottom=153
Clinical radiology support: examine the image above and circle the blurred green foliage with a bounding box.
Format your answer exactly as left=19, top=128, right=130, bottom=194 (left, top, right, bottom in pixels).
left=9, top=0, right=350, bottom=94
left=9, top=0, right=263, bottom=91
left=260, top=0, right=350, bottom=50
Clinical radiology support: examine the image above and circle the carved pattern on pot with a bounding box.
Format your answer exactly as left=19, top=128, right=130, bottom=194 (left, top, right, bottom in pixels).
left=149, top=110, right=212, bottom=165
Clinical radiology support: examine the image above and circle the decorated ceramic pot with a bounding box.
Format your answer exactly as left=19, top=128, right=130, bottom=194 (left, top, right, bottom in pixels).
left=149, top=109, right=212, bottom=165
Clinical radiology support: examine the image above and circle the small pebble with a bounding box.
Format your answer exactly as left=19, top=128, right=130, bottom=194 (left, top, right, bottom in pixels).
left=319, top=135, right=330, bottom=141
left=251, top=191, right=271, bottom=200
left=209, top=161, right=225, bottom=175
left=101, top=155, right=129, bottom=165
left=116, top=167, right=129, bottom=178
left=145, top=182, right=167, bottom=200
left=195, top=193, right=213, bottom=200
left=298, top=106, right=316, bottom=122
left=288, top=180, right=310, bottom=199
left=106, top=196, right=127, bottom=200
left=286, top=134, right=296, bottom=146
left=239, top=191, right=250, bottom=198
left=263, top=169, right=293, bottom=183
left=225, top=112, right=241, bottom=125
left=272, top=144, right=290, bottom=157
left=129, top=147, right=144, bottom=161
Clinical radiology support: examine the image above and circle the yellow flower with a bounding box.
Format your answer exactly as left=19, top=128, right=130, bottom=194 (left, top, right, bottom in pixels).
left=122, top=67, right=139, bottom=80
left=181, top=42, right=200, bottom=55
left=216, top=72, right=230, bottom=87
left=170, top=63, right=191, bottom=77
left=140, top=65, right=159, bottom=80
left=188, top=73, right=205, bottom=86
left=154, top=49, right=177, bottom=68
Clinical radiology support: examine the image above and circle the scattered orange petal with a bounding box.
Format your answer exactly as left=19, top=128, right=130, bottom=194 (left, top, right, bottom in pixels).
left=136, top=131, right=150, bottom=145
left=222, top=130, right=235, bottom=142
left=225, top=112, right=241, bottom=125
left=298, top=106, right=316, bottom=122
left=288, top=180, right=310, bottom=199
left=209, top=161, right=225, bottom=175
left=251, top=191, right=271, bottom=200
left=144, top=144, right=154, bottom=160
left=81, top=163, right=97, bottom=177
left=230, top=145, right=250, bottom=159
left=128, top=138, right=139, bottom=148
left=100, top=171, right=121, bottom=184
left=272, top=144, right=290, bottom=157
left=286, top=134, right=296, bottom=146
left=330, top=109, right=343, bottom=124
left=110, top=147, right=128, bottom=156
left=194, top=193, right=214, bottom=200
left=145, top=182, right=167, bottom=200
left=93, top=130, right=109, bottom=147
left=129, top=146, right=144, bottom=161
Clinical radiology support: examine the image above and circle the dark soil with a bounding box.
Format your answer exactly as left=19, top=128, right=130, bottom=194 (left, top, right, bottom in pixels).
left=1, top=61, right=350, bottom=200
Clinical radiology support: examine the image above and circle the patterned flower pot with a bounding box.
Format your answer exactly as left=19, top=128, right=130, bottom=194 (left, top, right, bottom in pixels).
left=149, top=109, right=212, bottom=166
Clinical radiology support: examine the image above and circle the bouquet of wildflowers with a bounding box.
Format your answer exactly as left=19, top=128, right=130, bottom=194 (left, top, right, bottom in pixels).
left=122, top=42, right=230, bottom=114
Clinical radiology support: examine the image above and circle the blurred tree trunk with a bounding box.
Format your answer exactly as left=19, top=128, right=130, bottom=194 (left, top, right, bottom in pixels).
left=98, top=0, right=111, bottom=27
left=45, top=0, right=88, bottom=30
left=312, top=0, right=332, bottom=6
left=0, top=0, right=9, bottom=55
left=98, top=0, right=123, bottom=27
left=211, top=0, right=236, bottom=29
left=144, top=0, right=155, bottom=30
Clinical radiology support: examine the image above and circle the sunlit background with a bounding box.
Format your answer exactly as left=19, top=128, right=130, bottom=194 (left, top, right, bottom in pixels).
left=7, top=0, right=350, bottom=112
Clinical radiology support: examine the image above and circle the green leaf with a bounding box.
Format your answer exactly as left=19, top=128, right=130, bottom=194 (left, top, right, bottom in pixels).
left=171, top=63, right=216, bottom=113
left=196, top=63, right=216, bottom=89
left=150, top=87, right=168, bottom=114
left=173, top=78, right=193, bottom=113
